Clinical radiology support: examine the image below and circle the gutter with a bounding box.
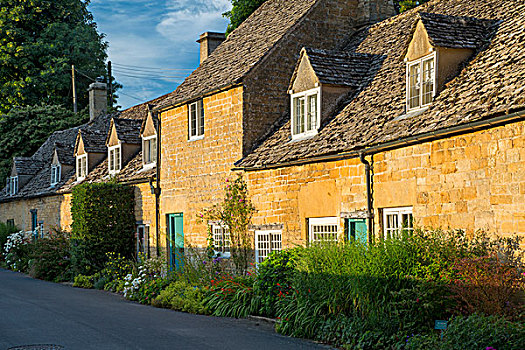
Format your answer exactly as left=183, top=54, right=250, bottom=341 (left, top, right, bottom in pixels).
left=235, top=108, right=525, bottom=171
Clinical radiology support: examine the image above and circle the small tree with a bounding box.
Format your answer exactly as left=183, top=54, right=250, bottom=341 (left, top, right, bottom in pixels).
left=200, top=174, right=256, bottom=274
left=71, top=181, right=135, bottom=274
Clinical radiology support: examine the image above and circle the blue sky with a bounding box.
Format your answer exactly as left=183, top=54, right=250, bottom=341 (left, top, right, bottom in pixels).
left=89, top=0, right=231, bottom=109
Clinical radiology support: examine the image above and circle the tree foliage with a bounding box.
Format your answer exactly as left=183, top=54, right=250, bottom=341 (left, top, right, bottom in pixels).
left=223, top=0, right=431, bottom=36
left=71, top=182, right=136, bottom=275
left=0, top=104, right=88, bottom=186
left=0, top=0, right=109, bottom=114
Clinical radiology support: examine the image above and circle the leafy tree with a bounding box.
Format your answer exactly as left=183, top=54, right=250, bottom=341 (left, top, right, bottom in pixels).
left=0, top=104, right=88, bottom=186
left=0, top=0, right=110, bottom=114
left=222, top=0, right=431, bottom=36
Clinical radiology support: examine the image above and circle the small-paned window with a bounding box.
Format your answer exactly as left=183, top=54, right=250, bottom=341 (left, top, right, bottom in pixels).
left=77, top=155, right=88, bottom=180
left=255, top=230, right=282, bottom=264
left=108, top=146, right=121, bottom=174
left=188, top=100, right=204, bottom=140
left=211, top=223, right=230, bottom=257
left=143, top=136, right=157, bottom=166
left=6, top=219, right=15, bottom=227
left=407, top=53, right=436, bottom=111
left=291, top=88, right=320, bottom=139
left=383, top=207, right=414, bottom=239
left=50, top=164, right=61, bottom=186
left=309, top=217, right=339, bottom=243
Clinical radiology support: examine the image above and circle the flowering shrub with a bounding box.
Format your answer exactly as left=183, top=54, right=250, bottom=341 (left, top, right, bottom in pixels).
left=97, top=252, right=133, bottom=292
left=123, top=256, right=169, bottom=303
left=152, top=280, right=209, bottom=314
left=204, top=274, right=255, bottom=318
left=199, top=175, right=256, bottom=274
left=3, top=230, right=31, bottom=271
left=28, top=231, right=72, bottom=282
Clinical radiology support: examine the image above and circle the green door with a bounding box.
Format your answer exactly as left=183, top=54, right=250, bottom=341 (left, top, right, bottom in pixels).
left=346, top=219, right=367, bottom=245
left=167, top=213, right=184, bottom=270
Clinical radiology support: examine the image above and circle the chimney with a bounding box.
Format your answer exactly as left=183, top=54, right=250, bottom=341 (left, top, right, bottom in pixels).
left=197, top=32, right=226, bottom=64
left=356, top=0, right=396, bottom=28
left=88, top=77, right=107, bottom=121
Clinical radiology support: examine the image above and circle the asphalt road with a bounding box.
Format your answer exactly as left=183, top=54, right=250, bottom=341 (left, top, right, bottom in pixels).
left=0, top=269, right=330, bottom=350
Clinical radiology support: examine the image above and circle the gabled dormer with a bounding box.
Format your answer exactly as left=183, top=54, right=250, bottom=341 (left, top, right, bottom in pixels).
left=50, top=142, right=75, bottom=187
left=74, top=129, right=107, bottom=181
left=140, top=109, right=158, bottom=169
left=106, top=117, right=142, bottom=175
left=403, top=12, right=496, bottom=112
left=6, top=157, right=45, bottom=196
left=288, top=48, right=372, bottom=140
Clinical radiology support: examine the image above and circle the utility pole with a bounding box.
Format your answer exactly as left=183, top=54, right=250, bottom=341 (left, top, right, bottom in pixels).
left=108, top=61, right=113, bottom=108
left=72, top=65, right=77, bottom=113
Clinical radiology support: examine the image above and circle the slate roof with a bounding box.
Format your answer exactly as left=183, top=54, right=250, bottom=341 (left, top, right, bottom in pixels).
left=155, top=0, right=319, bottom=109
left=111, top=118, right=143, bottom=145
left=237, top=0, right=525, bottom=168
left=54, top=142, right=75, bottom=166
left=78, top=129, right=108, bottom=154
left=13, top=157, right=45, bottom=176
left=293, top=48, right=373, bottom=88
left=418, top=12, right=495, bottom=50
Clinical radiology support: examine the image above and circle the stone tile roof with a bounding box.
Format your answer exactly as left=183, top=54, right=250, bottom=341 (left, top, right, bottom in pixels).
left=297, top=48, right=373, bottom=88
left=13, top=157, right=45, bottom=176
left=419, top=12, right=495, bottom=49
left=112, top=118, right=143, bottom=145
left=54, top=142, right=75, bottom=166
left=155, top=0, right=318, bottom=109
left=78, top=129, right=108, bottom=153
left=237, top=0, right=524, bottom=168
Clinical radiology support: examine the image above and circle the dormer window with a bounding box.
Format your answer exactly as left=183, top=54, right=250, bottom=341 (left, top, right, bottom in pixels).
left=108, top=145, right=121, bottom=175
left=407, top=53, right=436, bottom=111
left=188, top=100, right=204, bottom=140
left=50, top=165, right=61, bottom=186
left=77, top=155, right=87, bottom=180
left=143, top=136, right=157, bottom=167
left=291, top=88, right=321, bottom=139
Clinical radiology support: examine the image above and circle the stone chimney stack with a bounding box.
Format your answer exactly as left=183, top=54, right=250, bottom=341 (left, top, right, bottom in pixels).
left=197, top=32, right=226, bottom=64
left=88, top=77, right=107, bottom=121
left=356, top=0, right=396, bottom=28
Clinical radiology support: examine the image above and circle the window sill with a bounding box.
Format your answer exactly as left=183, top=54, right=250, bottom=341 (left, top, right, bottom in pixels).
left=395, top=106, right=429, bottom=121
left=290, top=131, right=318, bottom=143
left=188, top=135, right=205, bottom=142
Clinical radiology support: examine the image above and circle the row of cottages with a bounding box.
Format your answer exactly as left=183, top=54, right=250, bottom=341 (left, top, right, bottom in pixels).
left=1, top=0, right=525, bottom=266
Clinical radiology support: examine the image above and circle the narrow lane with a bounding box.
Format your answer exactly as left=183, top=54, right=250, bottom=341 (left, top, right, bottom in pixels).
left=0, top=269, right=330, bottom=350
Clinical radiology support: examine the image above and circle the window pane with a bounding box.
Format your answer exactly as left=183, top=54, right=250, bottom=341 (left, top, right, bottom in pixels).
left=152, top=138, right=157, bottom=163
left=293, top=98, right=301, bottom=135
left=299, top=98, right=305, bottom=133
left=307, top=94, right=318, bottom=132
left=422, top=58, right=435, bottom=105
left=409, top=63, right=421, bottom=109
left=190, top=103, right=197, bottom=137
left=116, top=148, right=121, bottom=170
left=199, top=100, right=204, bottom=136
left=144, top=140, right=150, bottom=164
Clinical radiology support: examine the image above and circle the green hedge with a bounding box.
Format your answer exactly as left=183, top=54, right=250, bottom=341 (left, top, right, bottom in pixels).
left=71, top=182, right=135, bottom=274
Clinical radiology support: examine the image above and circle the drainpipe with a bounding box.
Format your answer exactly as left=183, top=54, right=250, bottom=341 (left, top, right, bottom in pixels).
left=359, top=152, right=374, bottom=244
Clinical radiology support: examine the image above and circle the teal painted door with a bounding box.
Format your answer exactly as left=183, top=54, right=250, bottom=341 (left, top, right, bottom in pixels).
left=346, top=219, right=367, bottom=245
left=167, top=213, right=184, bottom=270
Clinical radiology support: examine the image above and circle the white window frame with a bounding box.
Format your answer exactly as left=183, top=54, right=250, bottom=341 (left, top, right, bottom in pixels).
left=406, top=52, right=437, bottom=112
left=211, top=223, right=231, bottom=258
left=76, top=154, right=88, bottom=181
left=8, top=176, right=18, bottom=196
left=308, top=217, right=339, bottom=243
left=290, top=87, right=321, bottom=140
left=188, top=100, right=204, bottom=141
left=142, top=135, right=157, bottom=169
left=383, top=207, right=414, bottom=239
left=136, top=224, right=149, bottom=259
left=50, top=164, right=61, bottom=186
left=108, top=144, right=122, bottom=175
left=255, top=230, right=282, bottom=265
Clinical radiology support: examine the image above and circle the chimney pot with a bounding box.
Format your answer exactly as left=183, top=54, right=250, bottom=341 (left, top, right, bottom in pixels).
left=197, top=32, right=226, bottom=64
left=88, top=81, right=107, bottom=122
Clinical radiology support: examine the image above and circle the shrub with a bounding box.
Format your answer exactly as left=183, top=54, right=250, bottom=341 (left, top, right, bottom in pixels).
left=71, top=182, right=135, bottom=275
left=406, top=314, right=525, bottom=350
left=3, top=230, right=32, bottom=271
left=73, top=274, right=94, bottom=289
left=251, top=248, right=302, bottom=317
left=123, top=256, right=169, bottom=303
left=28, top=231, right=72, bottom=282
left=152, top=280, right=209, bottom=314
left=448, top=255, right=525, bottom=319
left=94, top=252, right=133, bottom=292
left=0, top=222, right=19, bottom=261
